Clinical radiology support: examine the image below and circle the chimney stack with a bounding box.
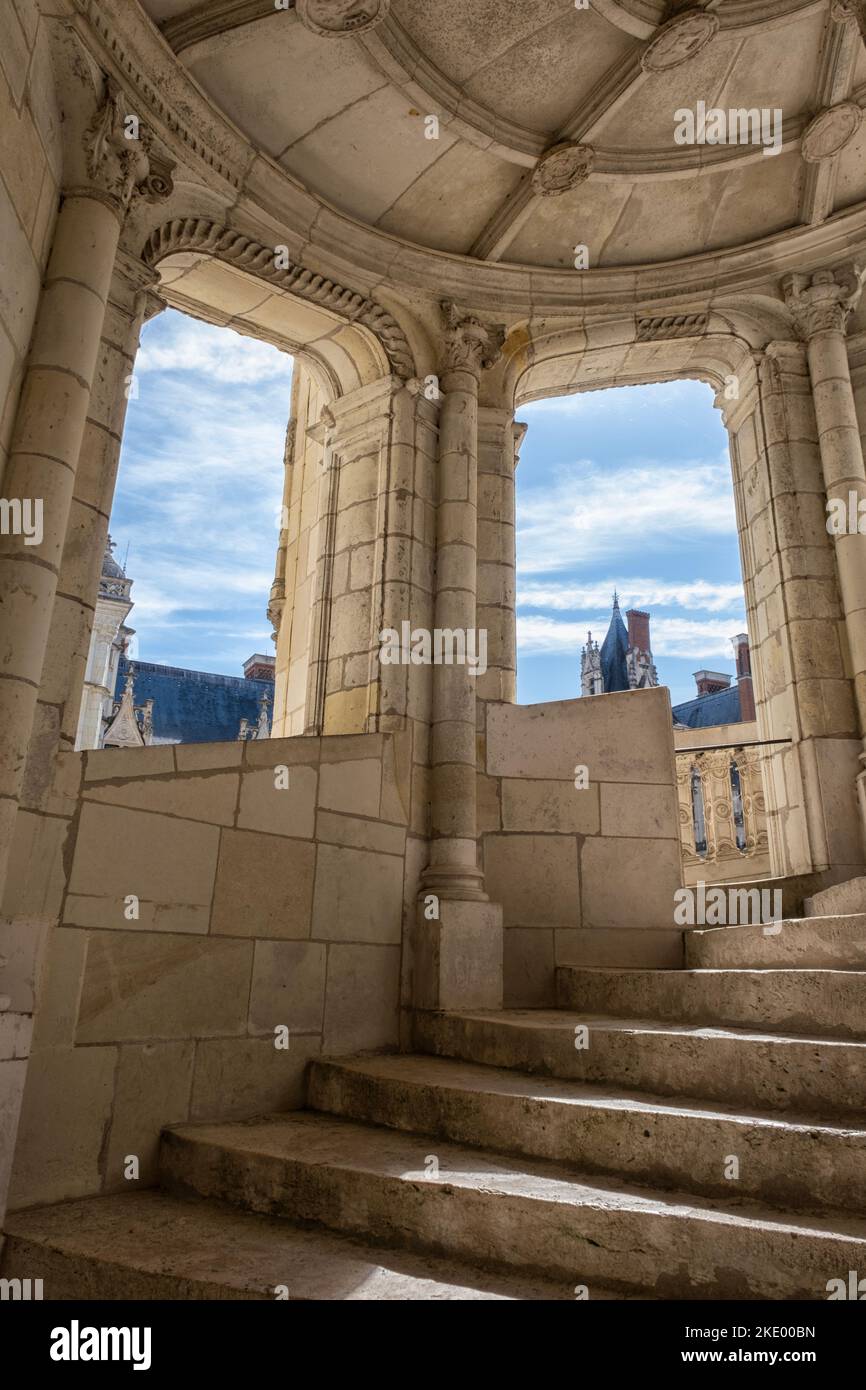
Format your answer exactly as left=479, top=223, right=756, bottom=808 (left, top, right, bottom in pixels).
left=626, top=608, right=651, bottom=654
left=693, top=670, right=732, bottom=697
left=732, top=633, right=755, bottom=721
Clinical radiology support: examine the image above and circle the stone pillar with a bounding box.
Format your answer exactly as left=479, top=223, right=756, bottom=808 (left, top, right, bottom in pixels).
left=422, top=306, right=504, bottom=901
left=0, top=76, right=164, bottom=896
left=475, top=410, right=522, bottom=706
left=415, top=307, right=505, bottom=1011
left=23, top=256, right=160, bottom=808
left=783, top=265, right=866, bottom=845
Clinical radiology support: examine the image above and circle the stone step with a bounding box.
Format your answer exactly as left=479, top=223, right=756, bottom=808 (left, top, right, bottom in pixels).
left=684, top=915, right=866, bottom=971
left=0, top=1190, right=569, bottom=1300
left=806, top=877, right=866, bottom=918
left=308, top=1053, right=866, bottom=1215
left=556, top=965, right=866, bottom=1039
left=159, top=1111, right=866, bottom=1299
left=412, top=1008, right=866, bottom=1118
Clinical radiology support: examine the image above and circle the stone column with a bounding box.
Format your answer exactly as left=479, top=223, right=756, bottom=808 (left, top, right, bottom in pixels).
left=422, top=305, right=504, bottom=901
left=783, top=264, right=866, bottom=842
left=475, top=410, right=522, bottom=706
left=23, top=257, right=160, bottom=808
left=415, top=306, right=505, bottom=1012
left=0, top=71, right=169, bottom=892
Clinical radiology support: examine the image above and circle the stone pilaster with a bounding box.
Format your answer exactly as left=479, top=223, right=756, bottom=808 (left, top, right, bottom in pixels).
left=475, top=409, right=521, bottom=707
left=783, top=264, right=866, bottom=848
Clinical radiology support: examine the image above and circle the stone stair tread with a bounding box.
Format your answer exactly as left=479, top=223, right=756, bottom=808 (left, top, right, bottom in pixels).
left=312, top=1051, right=866, bottom=1134
left=164, top=1110, right=866, bottom=1242
left=1, top=1191, right=573, bottom=1301
left=445, top=1007, right=866, bottom=1049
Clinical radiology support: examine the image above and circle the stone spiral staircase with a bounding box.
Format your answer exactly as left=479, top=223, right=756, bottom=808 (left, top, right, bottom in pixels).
left=4, top=906, right=866, bottom=1300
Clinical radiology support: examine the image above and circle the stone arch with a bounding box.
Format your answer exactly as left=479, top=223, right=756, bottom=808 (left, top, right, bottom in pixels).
left=498, top=307, right=843, bottom=881
left=142, top=217, right=416, bottom=397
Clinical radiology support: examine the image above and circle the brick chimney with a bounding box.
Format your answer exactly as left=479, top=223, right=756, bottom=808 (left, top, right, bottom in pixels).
left=626, top=608, right=651, bottom=654
left=732, top=632, right=755, bottom=722
left=243, top=653, right=275, bottom=682
left=693, top=669, right=732, bottom=697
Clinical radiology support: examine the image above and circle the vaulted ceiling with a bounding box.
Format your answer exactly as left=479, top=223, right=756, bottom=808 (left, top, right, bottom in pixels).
left=140, top=0, right=866, bottom=270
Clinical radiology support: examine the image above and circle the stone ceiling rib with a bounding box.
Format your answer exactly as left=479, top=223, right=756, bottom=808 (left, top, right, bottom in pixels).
left=800, top=10, right=861, bottom=224
left=161, top=0, right=282, bottom=55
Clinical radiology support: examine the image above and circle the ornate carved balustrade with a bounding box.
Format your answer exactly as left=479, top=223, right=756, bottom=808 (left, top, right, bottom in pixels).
left=675, top=740, right=772, bottom=885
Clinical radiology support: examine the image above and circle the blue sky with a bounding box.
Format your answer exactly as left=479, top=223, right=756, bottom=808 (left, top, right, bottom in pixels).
left=114, top=312, right=745, bottom=708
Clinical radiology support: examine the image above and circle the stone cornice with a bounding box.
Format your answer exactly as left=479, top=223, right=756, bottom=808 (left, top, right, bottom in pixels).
left=142, top=217, right=416, bottom=379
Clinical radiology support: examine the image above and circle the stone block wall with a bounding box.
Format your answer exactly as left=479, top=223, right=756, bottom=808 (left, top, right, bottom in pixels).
left=7, top=730, right=416, bottom=1210
left=480, top=689, right=684, bottom=1003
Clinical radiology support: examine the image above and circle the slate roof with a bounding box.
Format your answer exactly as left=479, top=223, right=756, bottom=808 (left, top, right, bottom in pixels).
left=599, top=597, right=630, bottom=693
left=115, top=656, right=272, bottom=745
left=671, top=683, right=743, bottom=729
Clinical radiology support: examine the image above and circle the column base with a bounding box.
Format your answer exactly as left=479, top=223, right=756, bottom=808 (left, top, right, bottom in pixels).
left=413, top=897, right=503, bottom=1011
left=420, top=859, right=488, bottom=902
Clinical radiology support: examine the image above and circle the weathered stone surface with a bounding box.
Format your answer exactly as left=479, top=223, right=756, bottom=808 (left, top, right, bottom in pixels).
left=211, top=829, right=316, bottom=939
left=76, top=934, right=253, bottom=1044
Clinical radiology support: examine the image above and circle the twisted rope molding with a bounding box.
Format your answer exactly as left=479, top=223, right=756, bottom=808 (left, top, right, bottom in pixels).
left=143, top=218, right=416, bottom=380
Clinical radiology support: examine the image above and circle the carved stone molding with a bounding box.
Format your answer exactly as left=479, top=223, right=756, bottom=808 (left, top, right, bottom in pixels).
left=296, top=0, right=390, bottom=36
left=640, top=9, right=720, bottom=73
left=441, top=301, right=506, bottom=379
left=801, top=101, right=863, bottom=162
left=162, top=0, right=282, bottom=55
left=782, top=264, right=863, bottom=337
left=142, top=218, right=415, bottom=379
left=636, top=312, right=709, bottom=341
left=531, top=142, right=595, bottom=197
left=831, top=0, right=866, bottom=44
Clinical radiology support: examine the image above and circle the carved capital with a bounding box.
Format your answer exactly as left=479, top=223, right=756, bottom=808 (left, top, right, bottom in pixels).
left=296, top=0, right=390, bottom=36
left=782, top=264, right=863, bottom=339
left=81, top=79, right=175, bottom=215
left=441, top=301, right=505, bottom=379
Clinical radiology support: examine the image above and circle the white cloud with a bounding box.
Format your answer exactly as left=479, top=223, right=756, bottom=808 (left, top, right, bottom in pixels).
left=518, top=578, right=745, bottom=613
left=137, top=318, right=292, bottom=384
left=518, top=613, right=747, bottom=660
left=516, top=456, right=736, bottom=574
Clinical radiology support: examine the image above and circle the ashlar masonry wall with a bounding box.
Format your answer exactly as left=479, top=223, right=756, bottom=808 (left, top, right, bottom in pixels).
left=480, top=687, right=684, bottom=1004
left=8, top=729, right=415, bottom=1209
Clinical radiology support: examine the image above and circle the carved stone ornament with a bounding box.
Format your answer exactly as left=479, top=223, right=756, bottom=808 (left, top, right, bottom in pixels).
left=441, top=301, right=506, bottom=379
left=831, top=0, right=866, bottom=44
left=296, top=0, right=390, bottom=36
left=84, top=79, right=174, bottom=212
left=640, top=9, right=719, bottom=73
left=800, top=102, right=863, bottom=163
left=143, top=219, right=415, bottom=379
left=531, top=142, right=594, bottom=197
left=782, top=264, right=863, bottom=339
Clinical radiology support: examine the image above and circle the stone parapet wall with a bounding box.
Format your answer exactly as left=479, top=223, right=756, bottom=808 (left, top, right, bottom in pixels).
left=479, top=688, right=684, bottom=1004
left=7, top=729, right=417, bottom=1210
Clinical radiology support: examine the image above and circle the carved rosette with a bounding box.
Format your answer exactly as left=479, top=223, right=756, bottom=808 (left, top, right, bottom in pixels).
left=782, top=264, right=863, bottom=339
left=640, top=9, right=719, bottom=74
left=296, top=0, right=390, bottom=36
left=531, top=142, right=594, bottom=197
left=801, top=102, right=863, bottom=163
left=440, top=301, right=505, bottom=380
left=83, top=79, right=174, bottom=214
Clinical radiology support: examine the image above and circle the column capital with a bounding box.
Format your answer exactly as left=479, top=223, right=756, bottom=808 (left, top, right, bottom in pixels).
left=781, top=264, right=863, bottom=339
left=68, top=77, right=175, bottom=218
left=440, top=301, right=506, bottom=380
